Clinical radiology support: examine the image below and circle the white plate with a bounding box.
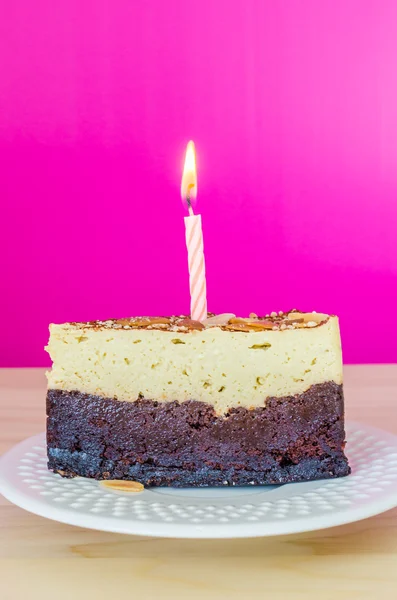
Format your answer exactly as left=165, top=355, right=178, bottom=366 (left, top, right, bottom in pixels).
left=1, top=422, right=397, bottom=538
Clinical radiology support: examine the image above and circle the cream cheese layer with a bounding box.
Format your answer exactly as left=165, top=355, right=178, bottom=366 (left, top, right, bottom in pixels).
left=46, top=313, right=342, bottom=413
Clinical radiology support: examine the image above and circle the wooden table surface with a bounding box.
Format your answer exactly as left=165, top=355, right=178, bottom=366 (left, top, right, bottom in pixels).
left=1, top=366, right=397, bottom=600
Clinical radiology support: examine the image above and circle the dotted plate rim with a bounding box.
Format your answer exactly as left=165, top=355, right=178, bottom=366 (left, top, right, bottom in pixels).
left=1, top=421, right=397, bottom=538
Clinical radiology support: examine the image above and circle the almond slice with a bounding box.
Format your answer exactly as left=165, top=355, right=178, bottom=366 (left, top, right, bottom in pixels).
left=178, top=318, right=205, bottom=330
left=229, top=317, right=252, bottom=324
left=115, top=318, right=135, bottom=326
left=99, top=480, right=144, bottom=493
left=285, top=318, right=304, bottom=325
left=229, top=317, right=274, bottom=329
left=118, top=317, right=171, bottom=328
left=115, top=318, right=153, bottom=327
left=247, top=320, right=274, bottom=330
left=130, top=320, right=152, bottom=327
left=146, top=317, right=171, bottom=325
left=203, top=313, right=236, bottom=326
left=224, top=323, right=251, bottom=332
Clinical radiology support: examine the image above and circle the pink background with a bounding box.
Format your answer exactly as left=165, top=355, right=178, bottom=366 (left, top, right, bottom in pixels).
left=1, top=1, right=397, bottom=366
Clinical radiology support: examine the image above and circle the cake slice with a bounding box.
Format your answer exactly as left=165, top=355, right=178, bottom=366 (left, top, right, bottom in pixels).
left=45, top=311, right=350, bottom=486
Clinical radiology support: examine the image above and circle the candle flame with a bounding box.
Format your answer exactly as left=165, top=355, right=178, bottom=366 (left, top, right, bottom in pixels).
left=181, top=141, right=197, bottom=209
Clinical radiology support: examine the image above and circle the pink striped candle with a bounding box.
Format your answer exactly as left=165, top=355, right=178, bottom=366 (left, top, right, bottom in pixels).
left=181, top=141, right=207, bottom=322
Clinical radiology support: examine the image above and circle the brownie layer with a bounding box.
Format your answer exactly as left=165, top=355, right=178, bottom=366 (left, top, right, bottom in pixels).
left=46, top=382, right=350, bottom=487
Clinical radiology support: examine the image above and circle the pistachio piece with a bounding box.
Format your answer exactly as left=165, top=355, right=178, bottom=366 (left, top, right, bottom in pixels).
left=249, top=343, right=272, bottom=350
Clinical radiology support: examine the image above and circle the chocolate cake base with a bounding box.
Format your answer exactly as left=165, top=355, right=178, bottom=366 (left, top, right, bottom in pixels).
left=46, top=382, right=350, bottom=487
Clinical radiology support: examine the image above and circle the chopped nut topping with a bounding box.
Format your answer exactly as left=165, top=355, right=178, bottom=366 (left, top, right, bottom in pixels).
left=68, top=311, right=329, bottom=333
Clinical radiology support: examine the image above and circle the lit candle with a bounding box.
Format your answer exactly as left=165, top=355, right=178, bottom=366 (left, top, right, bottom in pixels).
left=181, top=141, right=207, bottom=322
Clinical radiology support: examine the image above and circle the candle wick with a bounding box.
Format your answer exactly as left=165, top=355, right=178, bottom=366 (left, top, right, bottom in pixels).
left=186, top=191, right=194, bottom=217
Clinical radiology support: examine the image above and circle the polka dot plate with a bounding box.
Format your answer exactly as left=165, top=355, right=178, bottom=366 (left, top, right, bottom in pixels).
left=1, top=422, right=397, bottom=538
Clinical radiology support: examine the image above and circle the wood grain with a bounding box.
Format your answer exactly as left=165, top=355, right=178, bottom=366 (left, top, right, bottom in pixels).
left=1, top=367, right=397, bottom=599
